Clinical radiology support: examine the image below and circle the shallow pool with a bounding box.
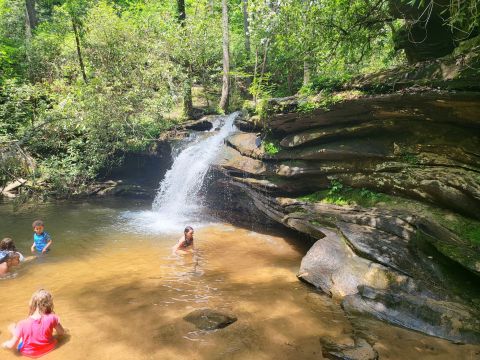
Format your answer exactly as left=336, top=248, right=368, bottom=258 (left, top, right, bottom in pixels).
left=0, top=199, right=478, bottom=359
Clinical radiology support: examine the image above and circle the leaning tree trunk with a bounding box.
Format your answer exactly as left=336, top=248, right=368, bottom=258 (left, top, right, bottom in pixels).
left=176, top=0, right=193, bottom=118
left=72, top=18, right=87, bottom=83
left=219, top=0, right=230, bottom=113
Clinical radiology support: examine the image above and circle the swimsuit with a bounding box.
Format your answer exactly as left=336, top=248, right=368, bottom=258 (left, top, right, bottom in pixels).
left=33, top=232, right=51, bottom=252
left=0, top=250, right=8, bottom=264
left=0, top=250, right=16, bottom=264
left=180, top=238, right=193, bottom=248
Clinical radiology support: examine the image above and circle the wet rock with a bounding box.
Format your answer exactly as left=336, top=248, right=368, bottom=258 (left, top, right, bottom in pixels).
left=218, top=147, right=267, bottom=176
left=183, top=308, right=237, bottom=330
left=226, top=133, right=264, bottom=159
left=335, top=167, right=480, bottom=219
left=342, top=286, right=480, bottom=344
left=337, top=222, right=415, bottom=276
left=321, top=337, right=378, bottom=360
left=92, top=181, right=152, bottom=199
left=183, top=115, right=220, bottom=131
left=234, top=113, right=262, bottom=132
left=264, top=91, right=480, bottom=135
left=298, top=228, right=408, bottom=298
left=280, top=120, right=404, bottom=148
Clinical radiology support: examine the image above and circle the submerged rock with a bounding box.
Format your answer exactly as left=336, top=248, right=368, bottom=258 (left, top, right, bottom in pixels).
left=321, top=337, right=378, bottom=360
left=183, top=308, right=237, bottom=330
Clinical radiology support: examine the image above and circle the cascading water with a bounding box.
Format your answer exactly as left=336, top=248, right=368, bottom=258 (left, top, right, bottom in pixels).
left=152, top=112, right=238, bottom=217
left=122, top=112, right=239, bottom=233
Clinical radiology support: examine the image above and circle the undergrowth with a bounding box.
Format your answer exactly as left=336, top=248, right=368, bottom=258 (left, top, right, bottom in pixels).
left=299, top=179, right=391, bottom=207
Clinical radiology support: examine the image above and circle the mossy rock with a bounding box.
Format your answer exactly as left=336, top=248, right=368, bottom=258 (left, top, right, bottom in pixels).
left=417, top=219, right=480, bottom=277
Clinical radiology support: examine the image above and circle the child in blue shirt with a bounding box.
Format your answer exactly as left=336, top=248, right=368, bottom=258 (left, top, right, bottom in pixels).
left=31, top=220, right=53, bottom=254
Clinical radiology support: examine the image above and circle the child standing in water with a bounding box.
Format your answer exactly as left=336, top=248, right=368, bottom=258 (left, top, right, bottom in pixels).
left=172, top=226, right=195, bottom=255
left=2, top=289, right=66, bottom=357
left=31, top=220, right=53, bottom=254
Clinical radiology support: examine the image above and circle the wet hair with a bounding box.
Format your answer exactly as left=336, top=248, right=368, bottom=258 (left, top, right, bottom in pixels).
left=29, top=289, right=54, bottom=315
left=0, top=238, right=16, bottom=251
left=32, top=220, right=44, bottom=228
left=184, top=226, right=194, bottom=241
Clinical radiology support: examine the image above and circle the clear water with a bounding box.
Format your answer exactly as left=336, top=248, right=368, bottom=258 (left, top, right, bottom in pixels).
left=0, top=199, right=478, bottom=359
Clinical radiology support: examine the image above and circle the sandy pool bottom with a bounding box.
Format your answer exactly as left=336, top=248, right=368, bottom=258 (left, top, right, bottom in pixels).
left=1, top=223, right=479, bottom=360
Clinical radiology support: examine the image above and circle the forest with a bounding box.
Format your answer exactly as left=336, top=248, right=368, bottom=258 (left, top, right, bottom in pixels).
left=1, top=2, right=480, bottom=358
left=0, top=0, right=479, bottom=197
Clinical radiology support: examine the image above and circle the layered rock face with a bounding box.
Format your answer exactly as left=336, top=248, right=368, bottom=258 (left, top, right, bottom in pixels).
left=212, top=85, right=480, bottom=343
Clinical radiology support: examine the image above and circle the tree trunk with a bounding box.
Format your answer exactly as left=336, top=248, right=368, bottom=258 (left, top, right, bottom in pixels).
left=242, top=0, right=250, bottom=57
left=72, top=18, right=87, bottom=83
left=219, top=0, right=230, bottom=113
left=303, top=59, right=311, bottom=87
left=183, top=70, right=193, bottom=118
left=242, top=0, right=252, bottom=91
left=210, top=0, right=214, bottom=15
left=25, top=0, right=37, bottom=37
left=176, top=0, right=193, bottom=118
left=176, top=0, right=186, bottom=23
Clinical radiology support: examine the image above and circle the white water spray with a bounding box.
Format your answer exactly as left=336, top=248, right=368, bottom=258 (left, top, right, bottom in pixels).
left=121, top=112, right=238, bottom=233
left=153, top=112, right=237, bottom=216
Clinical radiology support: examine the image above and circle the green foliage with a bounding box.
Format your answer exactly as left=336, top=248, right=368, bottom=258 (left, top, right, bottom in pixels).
left=432, top=214, right=480, bottom=247
left=247, top=0, right=402, bottom=97
left=410, top=0, right=480, bottom=40
left=263, top=140, right=280, bottom=155
left=401, top=152, right=420, bottom=165
left=452, top=222, right=480, bottom=246
left=299, top=74, right=353, bottom=95
left=3, top=0, right=463, bottom=198
left=299, top=179, right=391, bottom=207
left=296, top=100, right=320, bottom=113
left=255, top=98, right=271, bottom=120
left=0, top=1, right=182, bottom=195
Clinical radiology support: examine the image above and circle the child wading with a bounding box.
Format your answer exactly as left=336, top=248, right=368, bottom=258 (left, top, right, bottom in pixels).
left=2, top=289, right=66, bottom=357
left=172, top=226, right=195, bottom=255
left=31, top=220, right=53, bottom=254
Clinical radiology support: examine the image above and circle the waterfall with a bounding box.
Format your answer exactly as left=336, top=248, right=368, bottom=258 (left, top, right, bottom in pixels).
left=137, top=111, right=238, bottom=230
left=121, top=112, right=238, bottom=233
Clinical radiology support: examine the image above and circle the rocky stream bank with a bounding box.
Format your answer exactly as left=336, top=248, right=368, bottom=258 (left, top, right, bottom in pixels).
left=209, top=51, right=480, bottom=346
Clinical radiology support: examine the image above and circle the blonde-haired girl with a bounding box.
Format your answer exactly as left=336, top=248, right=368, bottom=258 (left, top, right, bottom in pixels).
left=2, top=289, right=65, bottom=357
